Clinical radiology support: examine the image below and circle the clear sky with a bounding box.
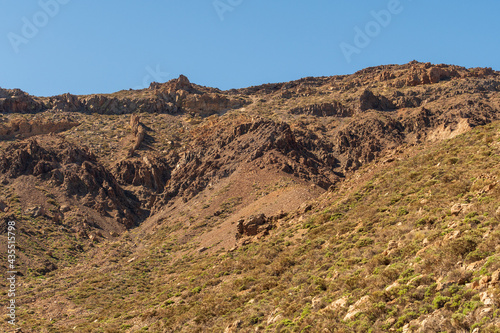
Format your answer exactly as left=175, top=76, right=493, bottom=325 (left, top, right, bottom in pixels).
left=1, top=0, right=499, bottom=97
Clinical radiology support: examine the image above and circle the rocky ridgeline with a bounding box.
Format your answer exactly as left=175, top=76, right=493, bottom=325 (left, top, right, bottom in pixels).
left=0, top=75, right=247, bottom=116
left=1, top=62, right=496, bottom=117
left=350, top=61, right=496, bottom=88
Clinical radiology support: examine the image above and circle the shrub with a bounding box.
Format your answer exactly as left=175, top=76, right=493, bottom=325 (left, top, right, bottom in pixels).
left=432, top=294, right=451, bottom=309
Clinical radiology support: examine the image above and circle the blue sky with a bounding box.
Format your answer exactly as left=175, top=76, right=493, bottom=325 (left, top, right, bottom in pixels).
left=0, top=0, right=499, bottom=97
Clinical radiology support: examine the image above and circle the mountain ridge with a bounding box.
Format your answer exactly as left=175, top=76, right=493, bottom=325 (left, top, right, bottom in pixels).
left=0, top=61, right=500, bottom=332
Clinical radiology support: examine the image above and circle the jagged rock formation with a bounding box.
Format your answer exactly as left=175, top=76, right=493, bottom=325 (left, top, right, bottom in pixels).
left=357, top=89, right=395, bottom=111
left=0, top=136, right=140, bottom=227
left=127, top=114, right=146, bottom=157
left=0, top=88, right=44, bottom=113
left=0, top=75, right=247, bottom=116
left=151, top=118, right=339, bottom=212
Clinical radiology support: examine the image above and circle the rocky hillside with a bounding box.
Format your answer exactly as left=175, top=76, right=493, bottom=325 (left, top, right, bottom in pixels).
left=0, top=61, right=499, bottom=332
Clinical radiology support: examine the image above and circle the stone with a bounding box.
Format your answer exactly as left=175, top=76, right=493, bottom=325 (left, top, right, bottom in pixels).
left=26, top=206, right=45, bottom=218
left=387, top=240, right=398, bottom=250
left=344, top=296, right=370, bottom=321
left=385, top=317, right=396, bottom=326
left=491, top=270, right=500, bottom=285
left=0, top=137, right=140, bottom=229
left=327, top=296, right=348, bottom=311
left=224, top=320, right=242, bottom=333
left=480, top=291, right=494, bottom=306
left=312, top=296, right=325, bottom=310
left=266, top=309, right=283, bottom=325
left=289, top=101, right=353, bottom=117
left=450, top=203, right=463, bottom=215
left=479, top=276, right=490, bottom=289
left=0, top=200, right=8, bottom=212
left=386, top=281, right=400, bottom=292
left=405, top=308, right=455, bottom=333
left=358, top=89, right=395, bottom=111
left=237, top=214, right=269, bottom=237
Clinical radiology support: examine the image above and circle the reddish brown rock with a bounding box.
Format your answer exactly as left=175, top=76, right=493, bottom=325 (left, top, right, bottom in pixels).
left=0, top=136, right=140, bottom=228
left=237, top=214, right=270, bottom=237
left=0, top=117, right=79, bottom=139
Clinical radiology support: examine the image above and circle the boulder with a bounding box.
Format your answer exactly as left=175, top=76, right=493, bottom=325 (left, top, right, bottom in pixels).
left=237, top=214, right=269, bottom=237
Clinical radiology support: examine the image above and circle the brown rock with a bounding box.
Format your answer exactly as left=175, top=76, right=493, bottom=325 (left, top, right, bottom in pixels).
left=491, top=270, right=500, bottom=285
left=224, top=320, right=242, bottom=333
left=479, top=275, right=490, bottom=289
left=289, top=101, right=353, bottom=117
left=237, top=214, right=269, bottom=237
left=127, top=114, right=146, bottom=157
left=406, top=308, right=456, bottom=333
left=450, top=204, right=464, bottom=215
left=0, top=117, right=78, bottom=140
left=404, top=63, right=461, bottom=87
left=327, top=296, right=348, bottom=311
left=344, top=296, right=370, bottom=321
left=0, top=200, right=7, bottom=212
left=0, top=136, right=140, bottom=229
left=358, top=89, right=395, bottom=111
left=114, top=153, right=173, bottom=200
left=379, top=71, right=395, bottom=81
left=26, top=206, right=45, bottom=218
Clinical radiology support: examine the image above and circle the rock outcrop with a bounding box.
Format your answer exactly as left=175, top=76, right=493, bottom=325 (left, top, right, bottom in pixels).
left=0, top=136, right=140, bottom=227
left=127, top=114, right=146, bottom=157
left=0, top=88, right=45, bottom=113
left=405, top=63, right=461, bottom=86
left=0, top=117, right=78, bottom=139
left=115, top=154, right=173, bottom=192
left=236, top=214, right=271, bottom=238
left=0, top=75, right=247, bottom=116
left=289, top=101, right=353, bottom=117
left=151, top=119, right=340, bottom=212
left=358, top=89, right=395, bottom=111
